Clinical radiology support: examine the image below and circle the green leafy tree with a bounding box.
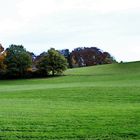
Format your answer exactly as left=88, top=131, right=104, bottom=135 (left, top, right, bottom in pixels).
left=4, top=44, right=32, bottom=77
left=47, top=48, right=68, bottom=75
left=37, top=48, right=68, bottom=76
left=36, top=53, right=49, bottom=76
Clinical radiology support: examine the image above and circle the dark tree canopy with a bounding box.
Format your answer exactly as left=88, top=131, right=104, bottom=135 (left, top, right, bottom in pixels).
left=4, top=44, right=32, bottom=77
left=36, top=53, right=49, bottom=76
left=70, top=47, right=116, bottom=67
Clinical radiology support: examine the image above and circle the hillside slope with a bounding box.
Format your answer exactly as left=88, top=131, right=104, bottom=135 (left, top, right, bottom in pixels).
left=0, top=61, right=139, bottom=139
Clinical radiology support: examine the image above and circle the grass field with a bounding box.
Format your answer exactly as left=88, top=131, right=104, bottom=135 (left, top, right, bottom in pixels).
left=0, top=61, right=140, bottom=140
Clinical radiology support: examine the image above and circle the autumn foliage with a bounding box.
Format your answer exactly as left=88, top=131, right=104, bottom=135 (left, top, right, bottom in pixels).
left=0, top=44, right=116, bottom=79
left=0, top=44, right=6, bottom=74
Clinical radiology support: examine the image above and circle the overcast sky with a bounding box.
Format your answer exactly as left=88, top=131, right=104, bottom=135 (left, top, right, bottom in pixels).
left=1, top=0, right=140, bottom=62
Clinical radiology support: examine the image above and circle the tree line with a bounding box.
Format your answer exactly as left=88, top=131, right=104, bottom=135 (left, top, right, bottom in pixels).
left=0, top=44, right=67, bottom=79
left=0, top=44, right=116, bottom=79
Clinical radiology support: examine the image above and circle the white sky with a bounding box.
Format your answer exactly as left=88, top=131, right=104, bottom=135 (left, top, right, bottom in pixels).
left=1, top=0, right=140, bottom=62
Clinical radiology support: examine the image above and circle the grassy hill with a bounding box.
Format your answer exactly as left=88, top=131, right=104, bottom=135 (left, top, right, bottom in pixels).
left=0, top=61, right=140, bottom=139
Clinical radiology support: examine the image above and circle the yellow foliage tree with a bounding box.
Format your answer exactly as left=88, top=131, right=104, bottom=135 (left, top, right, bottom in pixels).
left=0, top=44, right=6, bottom=72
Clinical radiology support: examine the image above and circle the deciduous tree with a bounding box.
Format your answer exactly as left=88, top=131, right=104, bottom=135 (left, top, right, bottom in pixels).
left=37, top=48, right=68, bottom=76
left=0, top=44, right=6, bottom=74
left=4, top=44, right=32, bottom=78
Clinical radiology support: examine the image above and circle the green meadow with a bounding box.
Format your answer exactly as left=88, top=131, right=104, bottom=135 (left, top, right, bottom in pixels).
left=0, top=61, right=140, bottom=140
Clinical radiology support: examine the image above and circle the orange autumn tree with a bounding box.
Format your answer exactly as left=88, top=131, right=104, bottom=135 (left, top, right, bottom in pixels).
left=0, top=44, right=6, bottom=73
